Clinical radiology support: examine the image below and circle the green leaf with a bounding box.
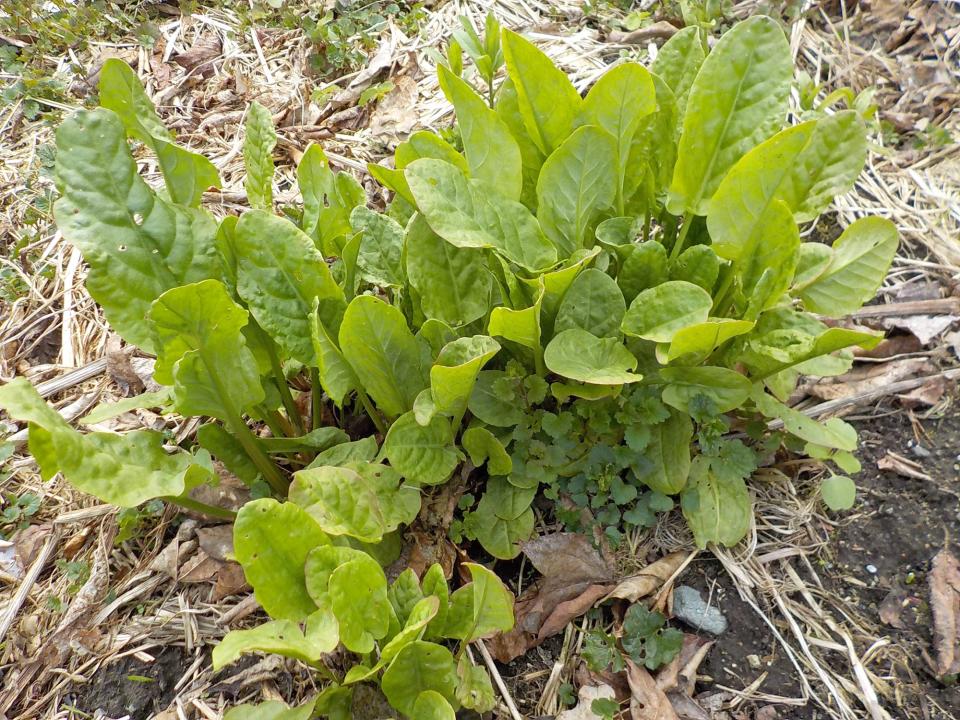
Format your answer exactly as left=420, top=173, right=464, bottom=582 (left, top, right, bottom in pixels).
left=618, top=241, right=668, bottom=303
left=798, top=216, right=898, bottom=315
left=298, top=144, right=365, bottom=252
left=488, top=279, right=544, bottom=356
left=307, top=436, right=379, bottom=469
left=651, top=27, right=705, bottom=127
left=544, top=329, right=642, bottom=385
left=667, top=16, right=792, bottom=215
left=421, top=564, right=450, bottom=640
left=621, top=281, right=712, bottom=342
left=670, top=244, right=720, bottom=293
left=53, top=108, right=219, bottom=351
left=707, top=112, right=867, bottom=258
left=821, top=474, right=856, bottom=511
left=438, top=64, right=522, bottom=200
left=792, top=243, right=833, bottom=291
left=383, top=412, right=460, bottom=486
left=730, top=199, right=800, bottom=309
left=467, top=371, right=526, bottom=427
left=98, top=58, right=219, bottom=207
left=554, top=268, right=625, bottom=339
left=638, top=409, right=692, bottom=495
left=412, top=691, right=456, bottom=720
left=224, top=700, right=315, bottom=720
left=380, top=596, right=440, bottom=665
left=309, top=306, right=358, bottom=407
left=234, top=210, right=346, bottom=365
left=213, top=609, right=338, bottom=669
left=243, top=101, right=276, bottom=210
left=259, top=427, right=348, bottom=453
left=456, top=656, right=496, bottom=712
left=752, top=388, right=857, bottom=451
left=750, top=326, right=881, bottom=379
left=444, top=563, right=515, bottom=641
left=681, top=455, right=752, bottom=548
left=661, top=319, right=754, bottom=364
left=406, top=158, right=557, bottom=271
left=329, top=554, right=392, bottom=653
left=79, top=389, right=171, bottom=425
left=315, top=685, right=353, bottom=720
left=406, top=213, right=491, bottom=326
left=149, top=280, right=264, bottom=419
left=339, top=295, right=427, bottom=418
left=430, top=335, right=501, bottom=422
left=501, top=28, right=582, bottom=155
left=0, top=378, right=204, bottom=507
left=349, top=205, right=404, bottom=287
left=495, top=77, right=545, bottom=209
left=467, top=480, right=535, bottom=559
left=462, top=426, right=512, bottom=475
left=537, top=126, right=618, bottom=258
left=660, top=366, right=751, bottom=414
left=519, top=247, right=601, bottom=334
left=233, top=499, right=330, bottom=620
left=626, top=74, right=678, bottom=203
left=382, top=641, right=459, bottom=716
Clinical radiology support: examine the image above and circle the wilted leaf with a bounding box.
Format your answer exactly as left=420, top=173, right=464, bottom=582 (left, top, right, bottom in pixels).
left=929, top=548, right=960, bottom=677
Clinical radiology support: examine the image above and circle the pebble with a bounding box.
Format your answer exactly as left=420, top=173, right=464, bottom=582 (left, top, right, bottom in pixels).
left=672, top=585, right=728, bottom=635
left=866, top=564, right=878, bottom=575
left=908, top=442, right=931, bottom=459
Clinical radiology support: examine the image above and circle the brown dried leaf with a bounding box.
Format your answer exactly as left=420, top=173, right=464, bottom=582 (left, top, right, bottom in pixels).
left=173, top=35, right=223, bottom=78
left=196, top=524, right=234, bottom=562
left=801, top=358, right=934, bottom=402
left=627, top=660, right=679, bottom=720
left=877, top=452, right=932, bottom=481
left=878, top=587, right=909, bottom=629
left=606, top=552, right=687, bottom=603
left=368, top=74, right=419, bottom=139
left=557, top=684, right=618, bottom=720
left=538, top=583, right=611, bottom=639
left=929, top=548, right=960, bottom=676
left=522, top=532, right=616, bottom=585
left=897, top=375, right=946, bottom=407
left=883, top=314, right=958, bottom=346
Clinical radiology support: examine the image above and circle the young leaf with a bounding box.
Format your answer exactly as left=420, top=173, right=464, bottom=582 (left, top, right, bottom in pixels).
left=637, top=409, right=692, bottom=495
left=406, top=158, right=557, bottom=271
left=821, top=474, right=856, bottom=511
left=437, top=64, right=522, bottom=200
left=197, top=422, right=259, bottom=485
left=224, top=700, right=316, bottom=720
left=233, top=499, right=330, bottom=621
left=752, top=388, right=857, bottom=451
left=488, top=279, right=544, bottom=357
left=243, top=101, right=276, bottom=210
left=501, top=28, right=582, bottom=155
left=681, top=456, right=752, bottom=548
left=406, top=213, right=492, bottom=326
left=667, top=16, right=792, bottom=215
left=444, top=563, right=515, bottom=641
left=309, top=305, right=358, bottom=408
left=798, top=216, right=898, bottom=315
left=467, top=371, right=526, bottom=427
left=383, top=412, right=460, bottom=486
left=329, top=554, right=392, bottom=653
left=626, top=74, right=678, bottom=205
left=79, top=389, right=171, bottom=425
left=536, top=125, right=618, bottom=257
left=467, top=490, right=535, bottom=559
left=618, top=242, right=669, bottom=302
left=381, top=641, right=459, bottom=716
left=519, top=247, right=601, bottom=335
left=213, top=609, right=339, bottom=669
left=0, top=378, right=205, bottom=507
left=98, top=58, right=220, bottom=207
left=544, top=329, right=642, bottom=385
left=430, top=336, right=501, bottom=421
left=670, top=245, right=720, bottom=293
left=462, top=426, right=513, bottom=475
left=53, top=108, right=220, bottom=352
left=456, top=656, right=496, bottom=712
left=495, top=76, right=546, bottom=209
left=621, top=281, right=712, bottom=342
left=731, top=199, right=800, bottom=307
left=234, top=210, right=346, bottom=365
left=660, top=366, right=752, bottom=414
left=661, top=319, right=754, bottom=364
left=307, top=436, right=379, bottom=469
left=651, top=27, right=705, bottom=127
left=338, top=295, right=427, bottom=418
left=298, top=144, right=365, bottom=252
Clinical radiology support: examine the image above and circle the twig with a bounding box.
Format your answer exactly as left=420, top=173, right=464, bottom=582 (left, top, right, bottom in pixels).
left=475, top=639, right=523, bottom=720
left=847, top=298, right=960, bottom=318
left=35, top=358, right=108, bottom=397
left=0, top=526, right=61, bottom=643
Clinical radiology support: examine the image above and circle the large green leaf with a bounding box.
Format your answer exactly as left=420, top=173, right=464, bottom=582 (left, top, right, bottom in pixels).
left=536, top=125, right=618, bottom=257
left=554, top=268, right=626, bottom=338
left=309, top=305, right=357, bottom=407
left=234, top=210, right=346, bottom=365
left=406, top=213, right=491, bottom=326
left=98, top=58, right=219, bottom=207
left=234, top=499, right=330, bottom=620
left=638, top=409, right=692, bottom=495
left=661, top=318, right=754, bottom=364
left=349, top=205, right=404, bottom=287
left=681, top=455, right=752, bottom=548
left=213, top=609, right=339, bottom=669
left=625, top=74, right=678, bottom=205
left=495, top=77, right=546, bottom=209
left=501, top=28, right=582, bottom=155
left=329, top=554, right=392, bottom=653
left=406, top=158, right=557, bottom=271
left=667, top=16, right=792, bottom=215
left=224, top=700, right=315, bottom=720
left=798, top=216, right=898, bottom=315
left=381, top=641, right=459, bottom=716
left=544, top=328, right=642, bottom=385
left=338, top=295, right=427, bottom=418
left=467, top=371, right=526, bottom=427
left=444, top=563, right=515, bottom=641
left=752, top=388, right=857, bottom=451
left=243, top=101, right=276, bottom=210
left=53, top=108, right=219, bottom=351
left=413, top=691, right=457, bottom=720
left=581, top=63, right=656, bottom=214
left=297, top=143, right=365, bottom=252
left=0, top=378, right=206, bottom=507
left=430, top=336, right=501, bottom=420
left=438, top=65, right=522, bottom=200
left=621, top=281, right=712, bottom=342
left=383, top=412, right=460, bottom=486
left=149, top=280, right=263, bottom=419
left=518, top=247, right=601, bottom=335
left=707, top=112, right=866, bottom=259
left=466, top=481, right=535, bottom=559
left=660, top=366, right=752, bottom=413
left=462, top=426, right=512, bottom=476
left=651, top=27, right=705, bottom=128
left=618, top=241, right=669, bottom=302
left=732, top=199, right=800, bottom=307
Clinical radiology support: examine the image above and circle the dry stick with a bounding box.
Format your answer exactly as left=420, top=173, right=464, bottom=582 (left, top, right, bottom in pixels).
left=34, top=357, right=108, bottom=397
left=475, top=639, right=523, bottom=720
left=847, top=298, right=960, bottom=318
left=0, top=526, right=61, bottom=643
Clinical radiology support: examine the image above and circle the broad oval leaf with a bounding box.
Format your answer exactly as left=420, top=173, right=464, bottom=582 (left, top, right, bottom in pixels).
left=621, top=281, right=712, bottom=342
left=339, top=295, right=427, bottom=418
left=462, top=426, right=512, bottom=476
left=544, top=328, right=642, bottom=385
left=536, top=125, right=618, bottom=258
left=488, top=279, right=544, bottom=355
left=661, top=318, right=755, bottom=363
left=431, top=335, right=501, bottom=419
left=438, top=64, right=522, bottom=200
left=821, top=474, right=856, bottom=511
left=667, top=16, right=792, bottom=215
left=732, top=199, right=800, bottom=310
left=413, top=691, right=457, bottom=720
left=681, top=456, right=752, bottom=548
left=799, top=216, right=898, bottom=315
left=234, top=499, right=330, bottom=621
left=651, top=26, right=705, bottom=127
left=329, top=555, right=392, bottom=653
left=213, top=609, right=339, bottom=669
left=444, top=562, right=515, bottom=641
left=638, top=409, right=692, bottom=495
left=618, top=241, right=669, bottom=302
left=382, top=641, right=459, bottom=716
left=660, top=366, right=752, bottom=413
left=289, top=466, right=389, bottom=542
left=554, top=268, right=626, bottom=338
left=670, top=244, right=720, bottom=293
left=383, top=412, right=460, bottom=486
left=467, top=370, right=526, bottom=427
left=349, top=205, right=404, bottom=287
left=224, top=700, right=315, bottom=720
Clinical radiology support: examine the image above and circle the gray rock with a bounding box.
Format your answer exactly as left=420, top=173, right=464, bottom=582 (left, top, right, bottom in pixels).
left=672, top=585, right=728, bottom=635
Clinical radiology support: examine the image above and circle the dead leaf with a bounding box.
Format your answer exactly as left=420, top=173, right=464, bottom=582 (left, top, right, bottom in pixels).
left=801, top=358, right=934, bottom=402
left=368, top=74, right=419, bottom=139
left=106, top=336, right=145, bottom=395
left=627, top=660, right=679, bottom=720
left=557, top=684, right=618, bottom=720
left=883, top=314, right=958, bottom=345
left=606, top=552, right=688, bottom=603
left=173, top=35, right=223, bottom=78
left=197, top=524, right=234, bottom=562
left=665, top=693, right=710, bottom=720
left=538, top=583, right=612, bottom=639
left=754, top=706, right=779, bottom=720
left=656, top=634, right=712, bottom=697
left=897, top=374, right=946, bottom=407
left=62, top=526, right=92, bottom=560
left=878, top=587, right=910, bottom=629
left=212, top=561, right=250, bottom=601
left=12, top=522, right=52, bottom=569
left=853, top=333, right=922, bottom=359
left=877, top=452, right=932, bottom=481
left=928, top=548, right=960, bottom=676
left=608, top=21, right=679, bottom=44
left=522, top=532, right=616, bottom=585
left=0, top=539, right=23, bottom=582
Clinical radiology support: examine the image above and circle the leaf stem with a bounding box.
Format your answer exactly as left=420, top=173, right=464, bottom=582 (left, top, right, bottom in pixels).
left=163, top=495, right=237, bottom=521
left=310, top=367, right=323, bottom=431
left=266, top=343, right=304, bottom=435
left=669, top=214, right=694, bottom=261
left=356, top=388, right=387, bottom=435
left=227, top=414, right=288, bottom=495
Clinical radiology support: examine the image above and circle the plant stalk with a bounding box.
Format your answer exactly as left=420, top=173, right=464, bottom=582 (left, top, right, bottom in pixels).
left=266, top=343, right=304, bottom=435
left=670, top=213, right=694, bottom=261
left=356, top=388, right=387, bottom=435
left=164, top=495, right=237, bottom=521
left=310, top=367, right=323, bottom=431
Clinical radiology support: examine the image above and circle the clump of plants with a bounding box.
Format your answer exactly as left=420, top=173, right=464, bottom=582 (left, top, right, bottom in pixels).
left=0, top=12, right=896, bottom=718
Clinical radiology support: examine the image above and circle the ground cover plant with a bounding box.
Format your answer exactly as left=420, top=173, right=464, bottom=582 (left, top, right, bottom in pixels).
left=0, top=12, right=898, bottom=719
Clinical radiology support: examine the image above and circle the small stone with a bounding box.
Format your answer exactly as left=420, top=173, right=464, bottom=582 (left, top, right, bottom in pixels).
left=909, top=444, right=931, bottom=459
left=747, top=654, right=762, bottom=670
left=672, top=585, right=728, bottom=635
left=866, top=564, right=878, bottom=575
